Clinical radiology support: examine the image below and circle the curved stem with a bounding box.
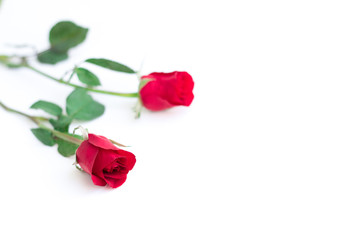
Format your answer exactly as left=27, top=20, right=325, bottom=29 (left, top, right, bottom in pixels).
left=24, top=64, right=139, bottom=98
left=0, top=101, right=82, bottom=145
left=0, top=101, right=40, bottom=124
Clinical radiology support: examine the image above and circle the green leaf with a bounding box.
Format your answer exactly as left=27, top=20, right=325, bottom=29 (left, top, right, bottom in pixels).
left=75, top=67, right=101, bottom=86
left=37, top=49, right=68, bottom=64
left=49, top=115, right=72, bottom=132
left=31, top=128, right=56, bottom=146
left=66, top=88, right=105, bottom=121
left=55, top=135, right=81, bottom=157
left=49, top=21, right=88, bottom=53
left=31, top=100, right=62, bottom=116
left=85, top=58, right=136, bottom=74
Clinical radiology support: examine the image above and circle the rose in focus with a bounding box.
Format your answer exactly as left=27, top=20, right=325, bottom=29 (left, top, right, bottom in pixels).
left=76, top=134, right=136, bottom=188
left=139, top=71, right=194, bottom=111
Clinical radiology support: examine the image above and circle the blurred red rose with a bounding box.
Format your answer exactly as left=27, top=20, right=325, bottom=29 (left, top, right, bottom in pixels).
left=76, top=133, right=136, bottom=188
left=139, top=71, right=194, bottom=111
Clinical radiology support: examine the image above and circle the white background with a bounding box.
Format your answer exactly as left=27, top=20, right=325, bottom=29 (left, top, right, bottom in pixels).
left=0, top=0, right=360, bottom=239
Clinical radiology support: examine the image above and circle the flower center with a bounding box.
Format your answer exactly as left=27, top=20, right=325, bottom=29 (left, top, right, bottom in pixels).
left=103, top=159, right=126, bottom=173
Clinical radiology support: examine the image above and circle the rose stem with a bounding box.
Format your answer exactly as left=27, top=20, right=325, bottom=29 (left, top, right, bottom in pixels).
left=0, top=101, right=82, bottom=145
left=0, top=56, right=139, bottom=98
left=24, top=64, right=139, bottom=98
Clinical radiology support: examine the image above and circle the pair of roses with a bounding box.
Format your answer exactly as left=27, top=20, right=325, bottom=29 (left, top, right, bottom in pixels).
left=0, top=21, right=195, bottom=189
left=0, top=70, right=195, bottom=188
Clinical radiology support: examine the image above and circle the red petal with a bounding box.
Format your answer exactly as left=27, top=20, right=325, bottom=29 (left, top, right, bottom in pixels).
left=76, top=140, right=99, bottom=174
left=139, top=80, right=174, bottom=111
left=116, top=149, right=136, bottom=170
left=91, top=174, right=107, bottom=186
left=103, top=173, right=127, bottom=188
left=88, top=134, right=119, bottom=150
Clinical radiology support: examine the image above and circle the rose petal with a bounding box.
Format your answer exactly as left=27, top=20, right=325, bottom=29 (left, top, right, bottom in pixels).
left=116, top=150, right=136, bottom=170
left=88, top=134, right=119, bottom=150
left=91, top=149, right=136, bottom=176
left=76, top=140, right=99, bottom=174
left=91, top=174, right=107, bottom=186
left=174, top=72, right=194, bottom=106
left=103, top=173, right=127, bottom=188
left=159, top=71, right=194, bottom=106
left=91, top=149, right=121, bottom=176
left=139, top=80, right=174, bottom=111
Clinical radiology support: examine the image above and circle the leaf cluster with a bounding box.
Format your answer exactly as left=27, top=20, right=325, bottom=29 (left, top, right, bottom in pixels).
left=27, top=20, right=141, bottom=156
left=30, top=89, right=104, bottom=156
left=37, top=21, right=88, bottom=64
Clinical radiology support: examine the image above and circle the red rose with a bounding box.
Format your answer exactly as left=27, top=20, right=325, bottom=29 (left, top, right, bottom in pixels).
left=76, top=133, right=136, bottom=188
left=139, top=71, right=194, bottom=111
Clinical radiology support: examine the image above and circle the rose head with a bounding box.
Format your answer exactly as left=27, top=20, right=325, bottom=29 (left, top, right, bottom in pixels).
left=139, top=71, right=194, bottom=111
left=76, top=134, right=136, bottom=188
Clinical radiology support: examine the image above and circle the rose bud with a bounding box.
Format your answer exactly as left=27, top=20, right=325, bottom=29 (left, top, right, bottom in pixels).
left=76, top=133, right=136, bottom=188
left=139, top=71, right=194, bottom=111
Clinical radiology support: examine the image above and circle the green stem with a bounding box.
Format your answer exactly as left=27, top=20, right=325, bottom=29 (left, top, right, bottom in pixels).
left=38, top=123, right=83, bottom=145
left=0, top=101, right=41, bottom=124
left=24, top=64, right=139, bottom=98
left=0, top=101, right=82, bottom=145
